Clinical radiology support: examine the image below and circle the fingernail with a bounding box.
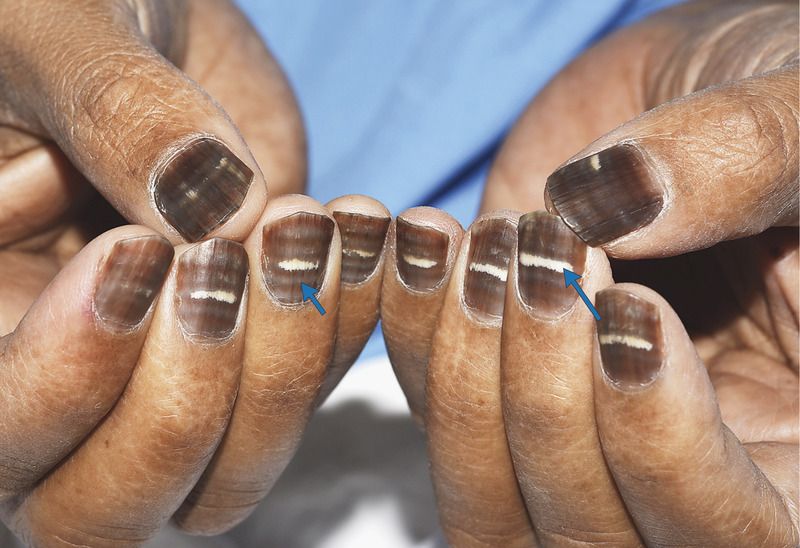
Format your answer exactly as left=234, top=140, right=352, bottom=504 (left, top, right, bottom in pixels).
left=597, top=289, right=664, bottom=389
left=154, top=138, right=254, bottom=242
left=176, top=239, right=248, bottom=339
left=333, top=212, right=390, bottom=284
left=395, top=218, right=449, bottom=292
left=94, top=236, right=174, bottom=329
left=517, top=211, right=586, bottom=317
left=546, top=144, right=664, bottom=246
left=262, top=212, right=335, bottom=304
left=464, top=218, right=516, bottom=319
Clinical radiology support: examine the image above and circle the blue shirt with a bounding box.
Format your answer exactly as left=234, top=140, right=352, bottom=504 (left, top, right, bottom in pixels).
left=236, top=0, right=682, bottom=359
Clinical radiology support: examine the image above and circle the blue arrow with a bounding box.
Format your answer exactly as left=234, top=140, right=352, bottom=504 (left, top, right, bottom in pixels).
left=301, top=283, right=326, bottom=316
left=563, top=268, right=600, bottom=321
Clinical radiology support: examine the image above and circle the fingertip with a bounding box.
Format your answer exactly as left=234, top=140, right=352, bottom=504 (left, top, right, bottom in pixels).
left=592, top=283, right=799, bottom=546
left=326, top=195, right=391, bottom=286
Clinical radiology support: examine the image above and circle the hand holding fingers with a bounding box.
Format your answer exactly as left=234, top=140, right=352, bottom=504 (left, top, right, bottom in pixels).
left=0, top=227, right=172, bottom=505
left=0, top=0, right=307, bottom=247
left=484, top=1, right=798, bottom=260
left=6, top=237, right=249, bottom=546
left=593, top=284, right=798, bottom=546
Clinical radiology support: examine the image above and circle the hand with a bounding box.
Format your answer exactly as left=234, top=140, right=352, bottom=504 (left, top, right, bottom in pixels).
left=0, top=0, right=306, bottom=248
left=0, top=193, right=391, bottom=546
left=383, top=1, right=798, bottom=545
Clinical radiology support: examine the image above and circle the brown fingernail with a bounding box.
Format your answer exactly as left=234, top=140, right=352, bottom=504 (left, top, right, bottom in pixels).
left=395, top=218, right=449, bottom=292
left=597, top=289, right=664, bottom=390
left=154, top=138, right=254, bottom=242
left=262, top=212, right=334, bottom=304
left=333, top=212, right=390, bottom=284
left=94, top=236, right=174, bottom=329
left=464, top=218, right=516, bottom=319
left=546, top=144, right=664, bottom=246
left=517, top=211, right=587, bottom=318
left=176, top=239, right=248, bottom=339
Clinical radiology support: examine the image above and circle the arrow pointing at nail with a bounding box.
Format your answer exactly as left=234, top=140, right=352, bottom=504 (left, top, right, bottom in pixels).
left=563, top=268, right=600, bottom=321
left=301, top=283, right=326, bottom=316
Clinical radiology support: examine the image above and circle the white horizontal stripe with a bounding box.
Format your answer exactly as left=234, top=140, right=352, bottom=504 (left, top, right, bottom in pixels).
left=403, top=255, right=437, bottom=269
left=190, top=290, right=237, bottom=304
left=278, top=258, right=319, bottom=271
left=518, top=252, right=571, bottom=273
left=599, top=334, right=653, bottom=351
left=469, top=262, right=508, bottom=282
left=343, top=248, right=377, bottom=258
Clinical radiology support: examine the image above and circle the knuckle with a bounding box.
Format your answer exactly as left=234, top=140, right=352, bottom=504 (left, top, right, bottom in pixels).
left=58, top=50, right=195, bottom=173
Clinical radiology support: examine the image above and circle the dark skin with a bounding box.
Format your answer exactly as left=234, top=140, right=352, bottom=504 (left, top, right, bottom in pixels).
left=0, top=1, right=376, bottom=544
left=0, top=0, right=797, bottom=546
left=384, top=1, right=799, bottom=545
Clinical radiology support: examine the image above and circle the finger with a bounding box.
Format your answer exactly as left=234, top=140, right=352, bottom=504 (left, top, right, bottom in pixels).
left=11, top=238, right=248, bottom=546
left=182, top=0, right=307, bottom=197
left=380, top=207, right=463, bottom=424
left=593, top=283, right=799, bottom=546
left=746, top=442, right=799, bottom=525
left=500, top=212, right=640, bottom=545
left=0, top=226, right=172, bottom=501
left=0, top=141, right=91, bottom=247
left=314, top=195, right=390, bottom=404
left=426, top=212, right=537, bottom=547
left=545, top=62, right=798, bottom=258
left=174, top=195, right=340, bottom=534
left=0, top=0, right=267, bottom=243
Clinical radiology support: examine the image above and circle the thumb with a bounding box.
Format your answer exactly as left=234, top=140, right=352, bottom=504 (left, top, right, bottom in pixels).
left=545, top=62, right=798, bottom=258
left=0, top=0, right=267, bottom=243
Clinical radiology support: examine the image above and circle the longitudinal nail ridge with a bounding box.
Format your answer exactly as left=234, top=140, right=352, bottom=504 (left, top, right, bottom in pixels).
left=95, top=236, right=174, bottom=329
left=176, top=238, right=248, bottom=338
left=464, top=218, right=516, bottom=319
left=262, top=212, right=335, bottom=304
left=333, top=212, right=390, bottom=284
left=517, top=211, right=587, bottom=318
left=396, top=218, right=449, bottom=292
left=597, top=288, right=664, bottom=390
left=546, top=144, right=664, bottom=246
left=154, top=137, right=254, bottom=242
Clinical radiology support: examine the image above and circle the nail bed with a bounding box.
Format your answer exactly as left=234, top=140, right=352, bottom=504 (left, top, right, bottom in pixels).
left=154, top=138, right=253, bottom=242
left=597, top=288, right=664, bottom=389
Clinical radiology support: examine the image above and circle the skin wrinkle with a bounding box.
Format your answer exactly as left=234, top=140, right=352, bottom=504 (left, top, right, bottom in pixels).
left=0, top=2, right=306, bottom=542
